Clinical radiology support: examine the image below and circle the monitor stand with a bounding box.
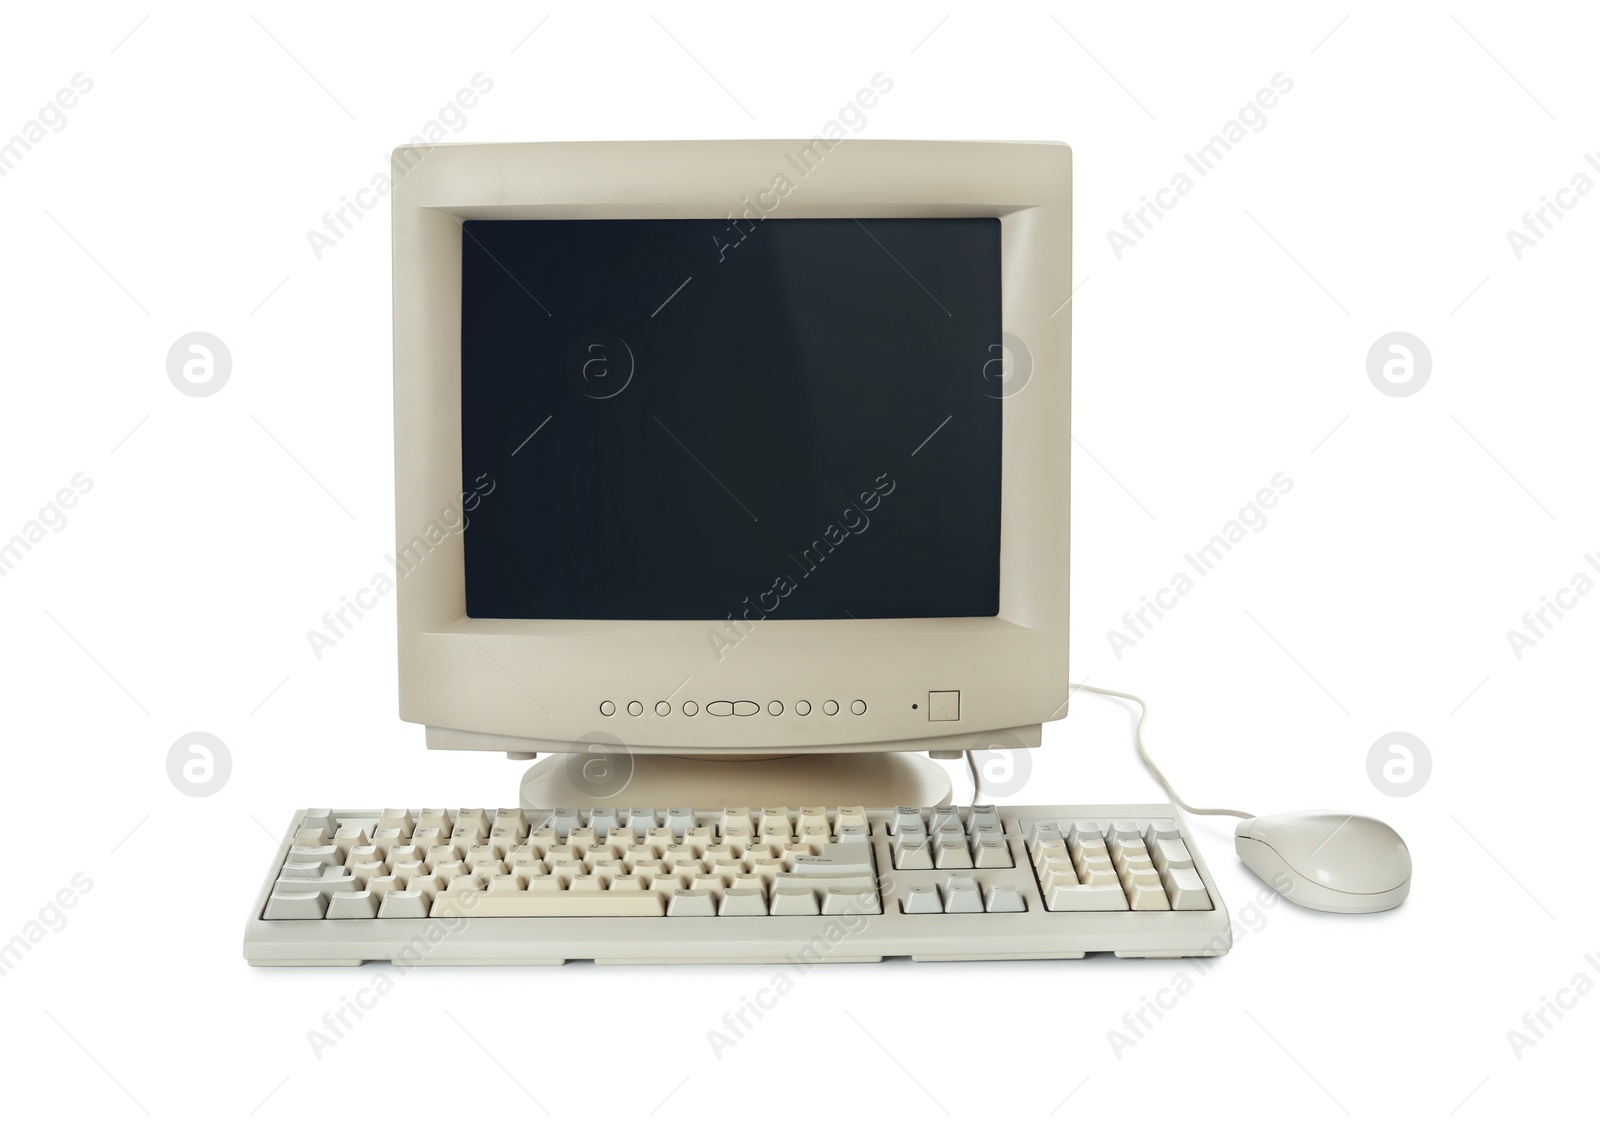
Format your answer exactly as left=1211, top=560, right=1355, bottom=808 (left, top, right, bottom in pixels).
left=519, top=751, right=953, bottom=810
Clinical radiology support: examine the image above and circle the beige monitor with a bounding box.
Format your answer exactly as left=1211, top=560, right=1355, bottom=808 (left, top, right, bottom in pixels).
left=391, top=140, right=1071, bottom=805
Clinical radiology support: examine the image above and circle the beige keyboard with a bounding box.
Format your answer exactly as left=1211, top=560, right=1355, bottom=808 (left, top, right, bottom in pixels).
left=244, top=804, right=1232, bottom=965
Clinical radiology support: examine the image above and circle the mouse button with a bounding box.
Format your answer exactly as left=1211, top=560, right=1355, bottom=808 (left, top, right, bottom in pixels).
left=1307, top=816, right=1410, bottom=894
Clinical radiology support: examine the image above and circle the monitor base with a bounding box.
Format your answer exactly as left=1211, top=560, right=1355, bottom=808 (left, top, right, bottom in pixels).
left=518, top=751, right=954, bottom=810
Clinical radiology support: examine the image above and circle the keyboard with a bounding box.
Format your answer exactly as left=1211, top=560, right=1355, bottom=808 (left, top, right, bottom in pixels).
left=244, top=804, right=1231, bottom=965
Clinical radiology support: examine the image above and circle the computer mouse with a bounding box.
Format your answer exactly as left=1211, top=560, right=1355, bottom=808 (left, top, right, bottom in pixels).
left=1234, top=810, right=1411, bottom=913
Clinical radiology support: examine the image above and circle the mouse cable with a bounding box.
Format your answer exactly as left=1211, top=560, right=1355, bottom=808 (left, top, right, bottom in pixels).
left=1071, top=684, right=1255, bottom=821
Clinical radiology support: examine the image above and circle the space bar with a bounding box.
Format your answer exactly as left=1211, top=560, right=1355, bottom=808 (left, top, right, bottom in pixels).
left=431, top=891, right=665, bottom=917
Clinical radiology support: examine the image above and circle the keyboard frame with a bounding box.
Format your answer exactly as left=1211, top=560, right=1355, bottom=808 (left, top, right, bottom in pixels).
left=244, top=804, right=1232, bottom=965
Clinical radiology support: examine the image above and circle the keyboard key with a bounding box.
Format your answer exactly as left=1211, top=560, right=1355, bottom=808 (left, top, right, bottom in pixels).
left=940, top=876, right=984, bottom=914
left=273, top=874, right=361, bottom=896
left=333, top=822, right=372, bottom=851
left=377, top=808, right=414, bottom=837
left=894, top=840, right=934, bottom=869
left=770, top=889, right=818, bottom=916
left=1120, top=868, right=1158, bottom=902
left=378, top=890, right=432, bottom=918
left=300, top=808, right=337, bottom=837
left=1045, top=884, right=1127, bottom=911
left=900, top=884, right=943, bottom=914
left=1151, top=837, right=1193, bottom=871
left=721, top=888, right=768, bottom=916
left=982, top=882, right=1026, bottom=913
left=1026, top=821, right=1063, bottom=851
left=327, top=890, right=381, bottom=919
left=760, top=808, right=792, bottom=839
left=288, top=844, right=345, bottom=868
left=667, top=889, right=718, bottom=917
left=416, top=808, right=453, bottom=836
left=789, top=842, right=872, bottom=873
left=432, top=890, right=665, bottom=917
left=891, top=806, right=926, bottom=837
left=820, top=888, right=872, bottom=915
left=265, top=891, right=328, bottom=919
left=1162, top=865, right=1212, bottom=911
left=970, top=837, right=1012, bottom=868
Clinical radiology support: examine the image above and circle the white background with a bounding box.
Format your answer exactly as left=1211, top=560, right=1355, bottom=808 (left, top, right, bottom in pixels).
left=1, top=2, right=1594, bottom=1124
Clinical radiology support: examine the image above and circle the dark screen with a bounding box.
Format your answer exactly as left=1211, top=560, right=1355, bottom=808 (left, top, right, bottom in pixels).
left=460, top=218, right=1002, bottom=620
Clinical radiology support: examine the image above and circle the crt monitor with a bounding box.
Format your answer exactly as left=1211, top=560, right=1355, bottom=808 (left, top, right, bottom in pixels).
left=391, top=140, right=1071, bottom=800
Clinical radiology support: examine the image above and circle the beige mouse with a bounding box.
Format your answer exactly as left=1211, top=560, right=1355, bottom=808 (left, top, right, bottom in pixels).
left=1235, top=810, right=1411, bottom=913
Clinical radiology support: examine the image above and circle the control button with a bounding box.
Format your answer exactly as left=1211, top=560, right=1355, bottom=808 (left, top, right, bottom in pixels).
left=823, top=700, right=839, bottom=716
left=654, top=701, right=670, bottom=716
left=626, top=701, right=643, bottom=716
left=600, top=701, right=616, bottom=717
left=850, top=700, right=866, bottom=715
left=795, top=700, right=811, bottom=716
left=683, top=701, right=699, bottom=716
left=733, top=700, right=760, bottom=717
left=706, top=701, right=734, bottom=717
left=768, top=701, right=783, bottom=715
left=928, top=691, right=960, bottom=722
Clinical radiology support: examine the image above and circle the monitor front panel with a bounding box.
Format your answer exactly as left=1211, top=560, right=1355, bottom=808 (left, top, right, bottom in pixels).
left=392, top=141, right=1071, bottom=753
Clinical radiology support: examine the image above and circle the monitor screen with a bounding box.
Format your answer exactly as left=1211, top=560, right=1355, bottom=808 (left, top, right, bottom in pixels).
left=460, top=217, right=1002, bottom=621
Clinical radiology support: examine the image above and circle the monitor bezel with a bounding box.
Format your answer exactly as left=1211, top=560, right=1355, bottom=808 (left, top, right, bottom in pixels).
left=393, top=140, right=1071, bottom=754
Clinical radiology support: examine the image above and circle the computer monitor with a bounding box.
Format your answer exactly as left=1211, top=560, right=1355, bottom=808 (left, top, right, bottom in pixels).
left=391, top=140, right=1071, bottom=806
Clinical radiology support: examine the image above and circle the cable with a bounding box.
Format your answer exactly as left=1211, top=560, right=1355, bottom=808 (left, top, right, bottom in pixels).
left=1071, top=684, right=1254, bottom=821
left=965, top=749, right=983, bottom=806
